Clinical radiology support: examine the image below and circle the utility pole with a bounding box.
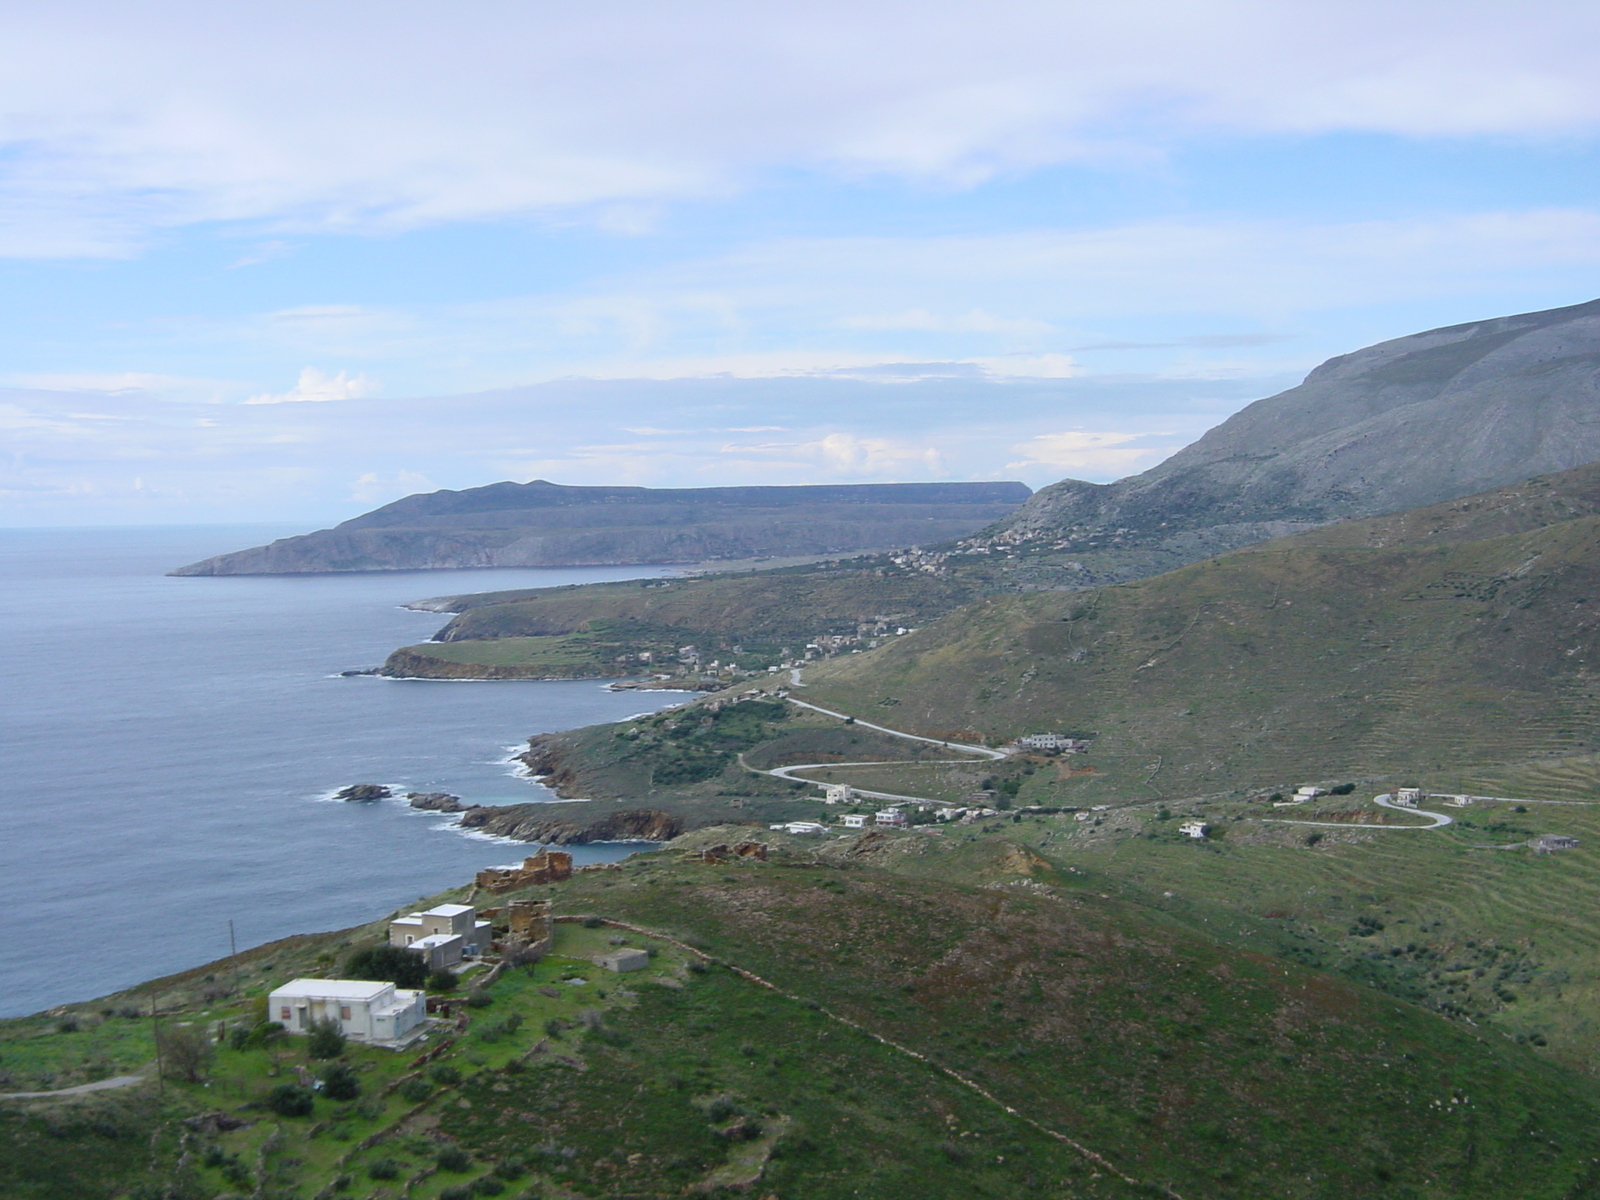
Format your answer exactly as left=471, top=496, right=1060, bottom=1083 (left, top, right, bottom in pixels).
left=151, top=995, right=164, bottom=1096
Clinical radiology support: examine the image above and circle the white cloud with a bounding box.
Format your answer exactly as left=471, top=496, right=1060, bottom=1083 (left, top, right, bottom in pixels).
left=244, top=367, right=378, bottom=405
left=1008, top=429, right=1178, bottom=472
left=838, top=308, right=1054, bottom=335
left=2, top=2, right=1600, bottom=254
left=350, top=469, right=437, bottom=505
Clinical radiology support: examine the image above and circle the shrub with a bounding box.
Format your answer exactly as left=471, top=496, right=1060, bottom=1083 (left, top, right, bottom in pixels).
left=306, top=1017, right=346, bottom=1060
left=344, top=943, right=428, bottom=990
left=492, top=1156, right=528, bottom=1179
left=429, top=1063, right=462, bottom=1087
left=399, top=1078, right=432, bottom=1103
left=156, top=1022, right=214, bottom=1083
left=266, top=1083, right=315, bottom=1117
left=321, top=1063, right=360, bottom=1101
left=1330, top=782, right=1356, bottom=796
left=473, top=1176, right=507, bottom=1196
left=436, top=1145, right=471, bottom=1172
left=426, top=969, right=459, bottom=992
left=465, top=989, right=492, bottom=1008
left=366, top=1157, right=401, bottom=1181
left=438, top=1187, right=474, bottom=1200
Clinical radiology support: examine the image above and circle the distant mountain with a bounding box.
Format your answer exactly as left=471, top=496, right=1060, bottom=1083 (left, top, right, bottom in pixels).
left=986, top=297, right=1600, bottom=569
left=169, top=480, right=1032, bottom=575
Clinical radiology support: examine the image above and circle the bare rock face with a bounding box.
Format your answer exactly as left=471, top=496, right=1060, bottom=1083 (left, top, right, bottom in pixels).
left=334, top=783, right=391, bottom=801
left=992, top=297, right=1600, bottom=556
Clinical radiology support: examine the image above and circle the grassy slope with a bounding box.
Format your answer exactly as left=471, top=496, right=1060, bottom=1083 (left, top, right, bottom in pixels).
left=10, top=841, right=1600, bottom=1199
left=802, top=510, right=1600, bottom=801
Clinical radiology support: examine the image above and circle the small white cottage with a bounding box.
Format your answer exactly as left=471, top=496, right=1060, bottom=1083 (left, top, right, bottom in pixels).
left=267, top=978, right=426, bottom=1043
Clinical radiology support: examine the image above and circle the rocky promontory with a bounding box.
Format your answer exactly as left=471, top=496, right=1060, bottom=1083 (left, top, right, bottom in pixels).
left=456, top=805, right=683, bottom=844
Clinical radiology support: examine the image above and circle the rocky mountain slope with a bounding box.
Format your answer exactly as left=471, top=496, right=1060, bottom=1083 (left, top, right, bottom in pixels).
left=987, top=297, right=1600, bottom=565
left=169, top=480, right=1031, bottom=575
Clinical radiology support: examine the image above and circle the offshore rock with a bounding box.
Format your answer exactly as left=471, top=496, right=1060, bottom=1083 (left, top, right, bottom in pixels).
left=334, top=783, right=391, bottom=801
left=406, top=792, right=466, bottom=812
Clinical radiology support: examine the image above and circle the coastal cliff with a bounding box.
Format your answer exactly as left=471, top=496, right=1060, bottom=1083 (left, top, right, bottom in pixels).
left=455, top=805, right=684, bottom=844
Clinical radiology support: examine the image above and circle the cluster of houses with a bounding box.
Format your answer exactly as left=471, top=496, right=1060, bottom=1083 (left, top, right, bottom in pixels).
left=265, top=893, right=658, bottom=1049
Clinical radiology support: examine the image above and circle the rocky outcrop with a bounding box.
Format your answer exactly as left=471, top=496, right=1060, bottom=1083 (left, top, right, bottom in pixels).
left=456, top=806, right=683, bottom=844
left=406, top=792, right=465, bottom=812
left=169, top=480, right=1031, bottom=575
left=335, top=784, right=391, bottom=801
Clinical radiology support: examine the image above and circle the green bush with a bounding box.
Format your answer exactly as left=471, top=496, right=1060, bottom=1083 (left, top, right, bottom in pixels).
left=266, top=1083, right=315, bottom=1117
left=321, top=1063, right=360, bottom=1101
left=429, top=1063, right=462, bottom=1086
left=437, top=1145, right=471, bottom=1172
left=366, top=1157, right=401, bottom=1180
left=399, top=1078, right=432, bottom=1103
left=426, top=968, right=460, bottom=992
left=465, top=989, right=492, bottom=1008
left=306, top=1017, right=346, bottom=1060
left=344, top=943, right=428, bottom=990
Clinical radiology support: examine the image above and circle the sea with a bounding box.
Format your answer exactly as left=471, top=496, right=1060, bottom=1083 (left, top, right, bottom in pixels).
left=0, top=525, right=689, bottom=1018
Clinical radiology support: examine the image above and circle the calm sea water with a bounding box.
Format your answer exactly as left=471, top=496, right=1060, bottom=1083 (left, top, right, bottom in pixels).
left=0, top=526, right=685, bottom=1017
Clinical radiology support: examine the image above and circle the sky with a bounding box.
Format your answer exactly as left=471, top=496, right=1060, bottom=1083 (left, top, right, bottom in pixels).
left=5, top=1, right=1600, bottom=526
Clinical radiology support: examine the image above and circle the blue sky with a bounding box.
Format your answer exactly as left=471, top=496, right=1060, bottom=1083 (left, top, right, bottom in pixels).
left=5, top=1, right=1600, bottom=525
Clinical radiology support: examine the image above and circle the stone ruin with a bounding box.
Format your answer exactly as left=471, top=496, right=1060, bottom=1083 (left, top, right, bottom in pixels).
left=475, top=848, right=574, bottom=892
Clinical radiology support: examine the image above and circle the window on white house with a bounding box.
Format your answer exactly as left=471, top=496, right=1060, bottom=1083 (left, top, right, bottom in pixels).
left=339, top=1006, right=351, bottom=1021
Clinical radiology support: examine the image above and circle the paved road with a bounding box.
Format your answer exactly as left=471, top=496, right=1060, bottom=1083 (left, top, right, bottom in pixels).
left=0, top=1071, right=148, bottom=1100
left=750, top=695, right=1005, bottom=806
left=1261, top=793, right=1454, bottom=830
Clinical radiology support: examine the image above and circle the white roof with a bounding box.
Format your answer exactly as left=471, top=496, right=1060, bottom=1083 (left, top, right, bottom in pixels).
left=270, top=978, right=394, bottom=1001
left=427, top=903, right=475, bottom=917
left=413, top=933, right=460, bottom=947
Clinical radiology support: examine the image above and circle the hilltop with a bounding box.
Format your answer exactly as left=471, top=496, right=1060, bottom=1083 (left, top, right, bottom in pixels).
left=169, top=480, right=1030, bottom=575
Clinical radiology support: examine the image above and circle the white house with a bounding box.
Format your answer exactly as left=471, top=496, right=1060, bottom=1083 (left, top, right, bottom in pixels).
left=1178, top=819, right=1209, bottom=839
left=268, top=979, right=426, bottom=1044
left=769, top=821, right=829, bottom=835
left=841, top=813, right=870, bottom=828
left=823, top=784, right=855, bottom=804
left=1395, top=787, right=1424, bottom=807
left=389, top=903, right=493, bottom=969
left=875, top=808, right=907, bottom=827
left=1296, top=785, right=1326, bottom=800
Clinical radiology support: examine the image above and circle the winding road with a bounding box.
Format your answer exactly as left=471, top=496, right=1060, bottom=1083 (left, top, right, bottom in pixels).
left=750, top=694, right=1006, bottom=806
left=1261, top=792, right=1455, bottom=830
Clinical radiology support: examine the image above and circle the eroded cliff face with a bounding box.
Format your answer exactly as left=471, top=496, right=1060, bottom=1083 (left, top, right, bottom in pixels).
left=455, top=805, right=683, bottom=844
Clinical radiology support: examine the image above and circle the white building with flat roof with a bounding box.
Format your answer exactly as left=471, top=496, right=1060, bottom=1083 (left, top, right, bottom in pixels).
left=389, top=903, right=493, bottom=969
left=267, top=978, right=426, bottom=1044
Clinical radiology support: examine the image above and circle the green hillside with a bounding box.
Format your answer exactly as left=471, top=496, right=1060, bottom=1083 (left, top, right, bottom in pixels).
left=8, top=833, right=1600, bottom=1200
left=802, top=466, right=1600, bottom=801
